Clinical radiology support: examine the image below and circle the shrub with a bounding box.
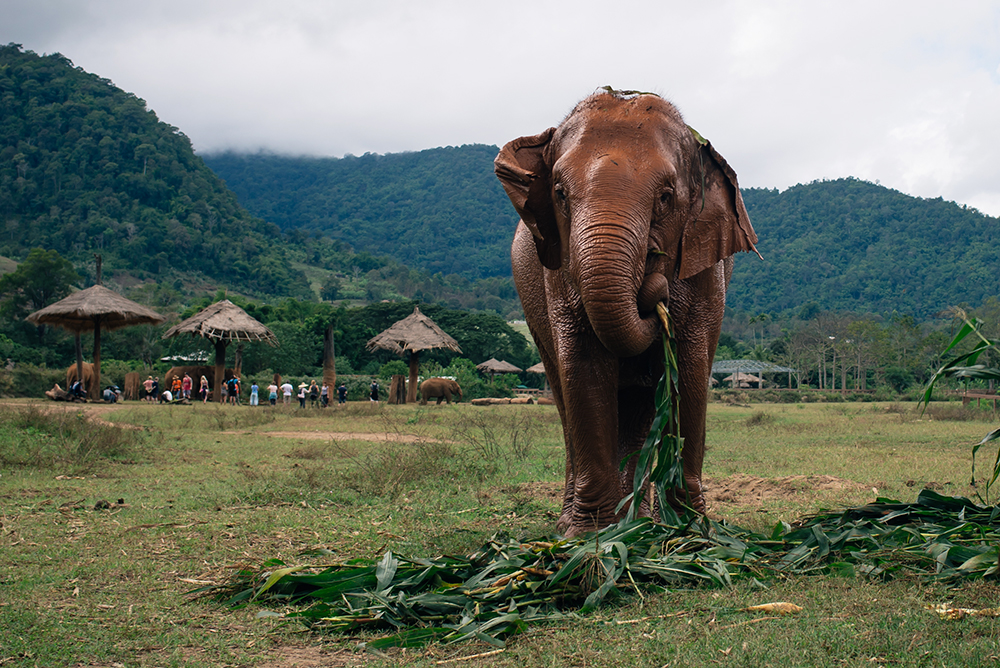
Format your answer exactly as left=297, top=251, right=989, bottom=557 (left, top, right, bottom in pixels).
left=0, top=363, right=65, bottom=398
left=452, top=408, right=540, bottom=477
left=885, top=366, right=915, bottom=393
left=333, top=440, right=454, bottom=499
left=744, top=410, right=774, bottom=427
left=0, top=404, right=144, bottom=469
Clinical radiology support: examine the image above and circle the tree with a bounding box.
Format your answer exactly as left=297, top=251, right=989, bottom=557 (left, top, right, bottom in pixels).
left=320, top=275, right=342, bottom=301
left=0, top=248, right=79, bottom=319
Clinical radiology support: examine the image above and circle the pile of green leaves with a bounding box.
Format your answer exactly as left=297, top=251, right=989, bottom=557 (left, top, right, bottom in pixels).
left=210, top=489, right=999, bottom=649
left=208, top=315, right=1000, bottom=649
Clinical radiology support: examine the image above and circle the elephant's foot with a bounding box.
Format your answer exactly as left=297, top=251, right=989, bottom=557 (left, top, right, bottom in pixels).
left=557, top=499, right=624, bottom=537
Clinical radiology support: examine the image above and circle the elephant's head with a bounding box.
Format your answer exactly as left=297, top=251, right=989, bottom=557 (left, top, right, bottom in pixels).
left=449, top=379, right=463, bottom=398
left=495, top=90, right=758, bottom=357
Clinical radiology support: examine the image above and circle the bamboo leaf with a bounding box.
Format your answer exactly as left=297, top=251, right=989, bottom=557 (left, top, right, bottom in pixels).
left=375, top=551, right=398, bottom=594
left=253, top=566, right=306, bottom=601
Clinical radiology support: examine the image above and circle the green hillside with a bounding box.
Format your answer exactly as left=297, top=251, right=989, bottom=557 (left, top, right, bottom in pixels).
left=732, top=179, right=1000, bottom=318
left=0, top=43, right=313, bottom=298
left=204, top=146, right=518, bottom=280
left=207, top=150, right=1000, bottom=319
left=0, top=44, right=521, bottom=315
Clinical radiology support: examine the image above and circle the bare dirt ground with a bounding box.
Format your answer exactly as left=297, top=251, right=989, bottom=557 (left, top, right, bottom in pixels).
left=705, top=473, right=864, bottom=506
left=16, top=400, right=434, bottom=443
left=254, top=645, right=369, bottom=668
left=255, top=430, right=434, bottom=443
left=7, top=398, right=129, bottom=427
left=515, top=475, right=865, bottom=514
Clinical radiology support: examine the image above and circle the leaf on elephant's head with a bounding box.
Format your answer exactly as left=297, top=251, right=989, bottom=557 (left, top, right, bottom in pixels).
left=599, top=86, right=660, bottom=99
left=686, top=125, right=708, bottom=146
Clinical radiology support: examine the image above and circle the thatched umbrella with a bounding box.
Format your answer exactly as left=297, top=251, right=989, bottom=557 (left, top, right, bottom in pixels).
left=366, top=306, right=461, bottom=403
left=162, top=300, right=277, bottom=403
left=27, top=283, right=165, bottom=400
left=723, top=372, right=763, bottom=389
left=526, top=361, right=549, bottom=393
left=476, top=358, right=523, bottom=377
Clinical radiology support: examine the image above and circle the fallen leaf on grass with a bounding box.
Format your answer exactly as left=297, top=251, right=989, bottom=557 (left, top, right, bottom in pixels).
left=926, top=603, right=1000, bottom=619
left=743, top=602, right=802, bottom=615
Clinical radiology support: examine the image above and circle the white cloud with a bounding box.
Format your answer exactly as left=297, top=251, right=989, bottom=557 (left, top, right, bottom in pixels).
left=1, top=0, right=998, bottom=214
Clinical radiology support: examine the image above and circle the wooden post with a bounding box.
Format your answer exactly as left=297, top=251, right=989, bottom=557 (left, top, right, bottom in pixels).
left=91, top=316, right=101, bottom=400
left=323, top=323, right=337, bottom=390
left=74, top=333, right=84, bottom=395
left=234, top=343, right=243, bottom=378
left=407, top=351, right=419, bottom=404
left=90, top=255, right=103, bottom=400
left=213, top=339, right=227, bottom=404
left=389, top=375, right=406, bottom=404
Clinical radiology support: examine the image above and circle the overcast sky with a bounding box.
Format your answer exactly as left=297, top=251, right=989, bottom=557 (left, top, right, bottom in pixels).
left=3, top=0, right=999, bottom=215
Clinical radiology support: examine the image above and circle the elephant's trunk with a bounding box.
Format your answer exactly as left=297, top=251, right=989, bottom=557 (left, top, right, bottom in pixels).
left=573, top=212, right=669, bottom=358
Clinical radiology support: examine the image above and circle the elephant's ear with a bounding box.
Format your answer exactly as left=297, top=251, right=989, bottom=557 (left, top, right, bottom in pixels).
left=677, top=139, right=760, bottom=280
left=494, top=128, right=562, bottom=270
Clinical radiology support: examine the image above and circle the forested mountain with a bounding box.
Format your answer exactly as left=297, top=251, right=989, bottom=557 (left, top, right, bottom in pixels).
left=5, top=42, right=997, bottom=325
left=731, top=179, right=1000, bottom=318
left=0, top=43, right=313, bottom=298
left=0, top=44, right=522, bottom=315
left=207, top=151, right=1000, bottom=320
left=204, top=146, right=517, bottom=279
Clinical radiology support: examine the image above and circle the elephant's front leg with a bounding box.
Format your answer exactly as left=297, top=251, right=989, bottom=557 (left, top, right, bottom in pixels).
left=557, top=337, right=623, bottom=536
left=669, top=269, right=728, bottom=513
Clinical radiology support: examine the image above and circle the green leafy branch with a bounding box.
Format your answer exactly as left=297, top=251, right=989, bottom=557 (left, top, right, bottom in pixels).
left=921, top=308, right=1000, bottom=503
left=619, top=303, right=687, bottom=523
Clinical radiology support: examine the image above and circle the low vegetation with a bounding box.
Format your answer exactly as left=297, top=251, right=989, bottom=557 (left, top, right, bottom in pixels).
left=1, top=398, right=998, bottom=666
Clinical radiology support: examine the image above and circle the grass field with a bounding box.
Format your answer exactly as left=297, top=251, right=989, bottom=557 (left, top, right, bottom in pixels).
left=1, top=398, right=998, bottom=667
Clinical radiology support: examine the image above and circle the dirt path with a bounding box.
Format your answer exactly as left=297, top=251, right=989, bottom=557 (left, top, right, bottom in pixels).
left=241, top=430, right=434, bottom=443
left=7, top=401, right=437, bottom=443
left=4, top=399, right=131, bottom=427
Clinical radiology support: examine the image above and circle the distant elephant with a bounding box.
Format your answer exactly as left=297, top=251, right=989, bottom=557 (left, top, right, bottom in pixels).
left=495, top=90, right=759, bottom=536
left=65, top=362, right=96, bottom=397
left=419, top=378, right=462, bottom=405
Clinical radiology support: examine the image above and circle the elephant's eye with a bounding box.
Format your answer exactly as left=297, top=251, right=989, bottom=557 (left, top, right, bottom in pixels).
left=554, top=184, right=567, bottom=202
left=659, top=188, right=674, bottom=205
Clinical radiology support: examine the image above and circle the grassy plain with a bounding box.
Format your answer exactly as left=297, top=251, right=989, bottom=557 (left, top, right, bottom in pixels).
left=1, top=398, right=998, bottom=667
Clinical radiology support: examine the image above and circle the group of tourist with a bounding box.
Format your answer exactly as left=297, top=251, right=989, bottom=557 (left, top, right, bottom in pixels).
left=256, top=379, right=353, bottom=408
left=129, top=372, right=378, bottom=407
left=142, top=373, right=197, bottom=403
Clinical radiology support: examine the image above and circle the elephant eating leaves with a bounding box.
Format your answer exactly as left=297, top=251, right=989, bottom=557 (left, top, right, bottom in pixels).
left=495, top=89, right=759, bottom=537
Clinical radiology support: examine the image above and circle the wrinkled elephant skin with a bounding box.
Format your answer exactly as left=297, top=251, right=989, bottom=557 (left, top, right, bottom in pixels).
left=419, top=377, right=462, bottom=405
left=495, top=91, right=759, bottom=537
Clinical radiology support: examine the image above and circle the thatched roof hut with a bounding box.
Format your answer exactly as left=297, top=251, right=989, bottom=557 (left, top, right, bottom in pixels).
left=367, top=307, right=461, bottom=403
left=27, top=284, right=165, bottom=400
left=163, top=300, right=277, bottom=344
left=163, top=300, right=276, bottom=403
left=526, top=361, right=549, bottom=392
left=723, top=372, right=764, bottom=388
left=477, top=358, right=523, bottom=376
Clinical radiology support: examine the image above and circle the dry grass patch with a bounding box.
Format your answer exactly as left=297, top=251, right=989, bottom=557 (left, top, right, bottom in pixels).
left=4, top=399, right=1000, bottom=667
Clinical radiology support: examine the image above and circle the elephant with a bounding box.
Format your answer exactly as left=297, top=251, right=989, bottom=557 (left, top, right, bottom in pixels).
left=494, top=89, right=759, bottom=537
left=66, top=362, right=96, bottom=397
left=419, top=378, right=462, bottom=405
